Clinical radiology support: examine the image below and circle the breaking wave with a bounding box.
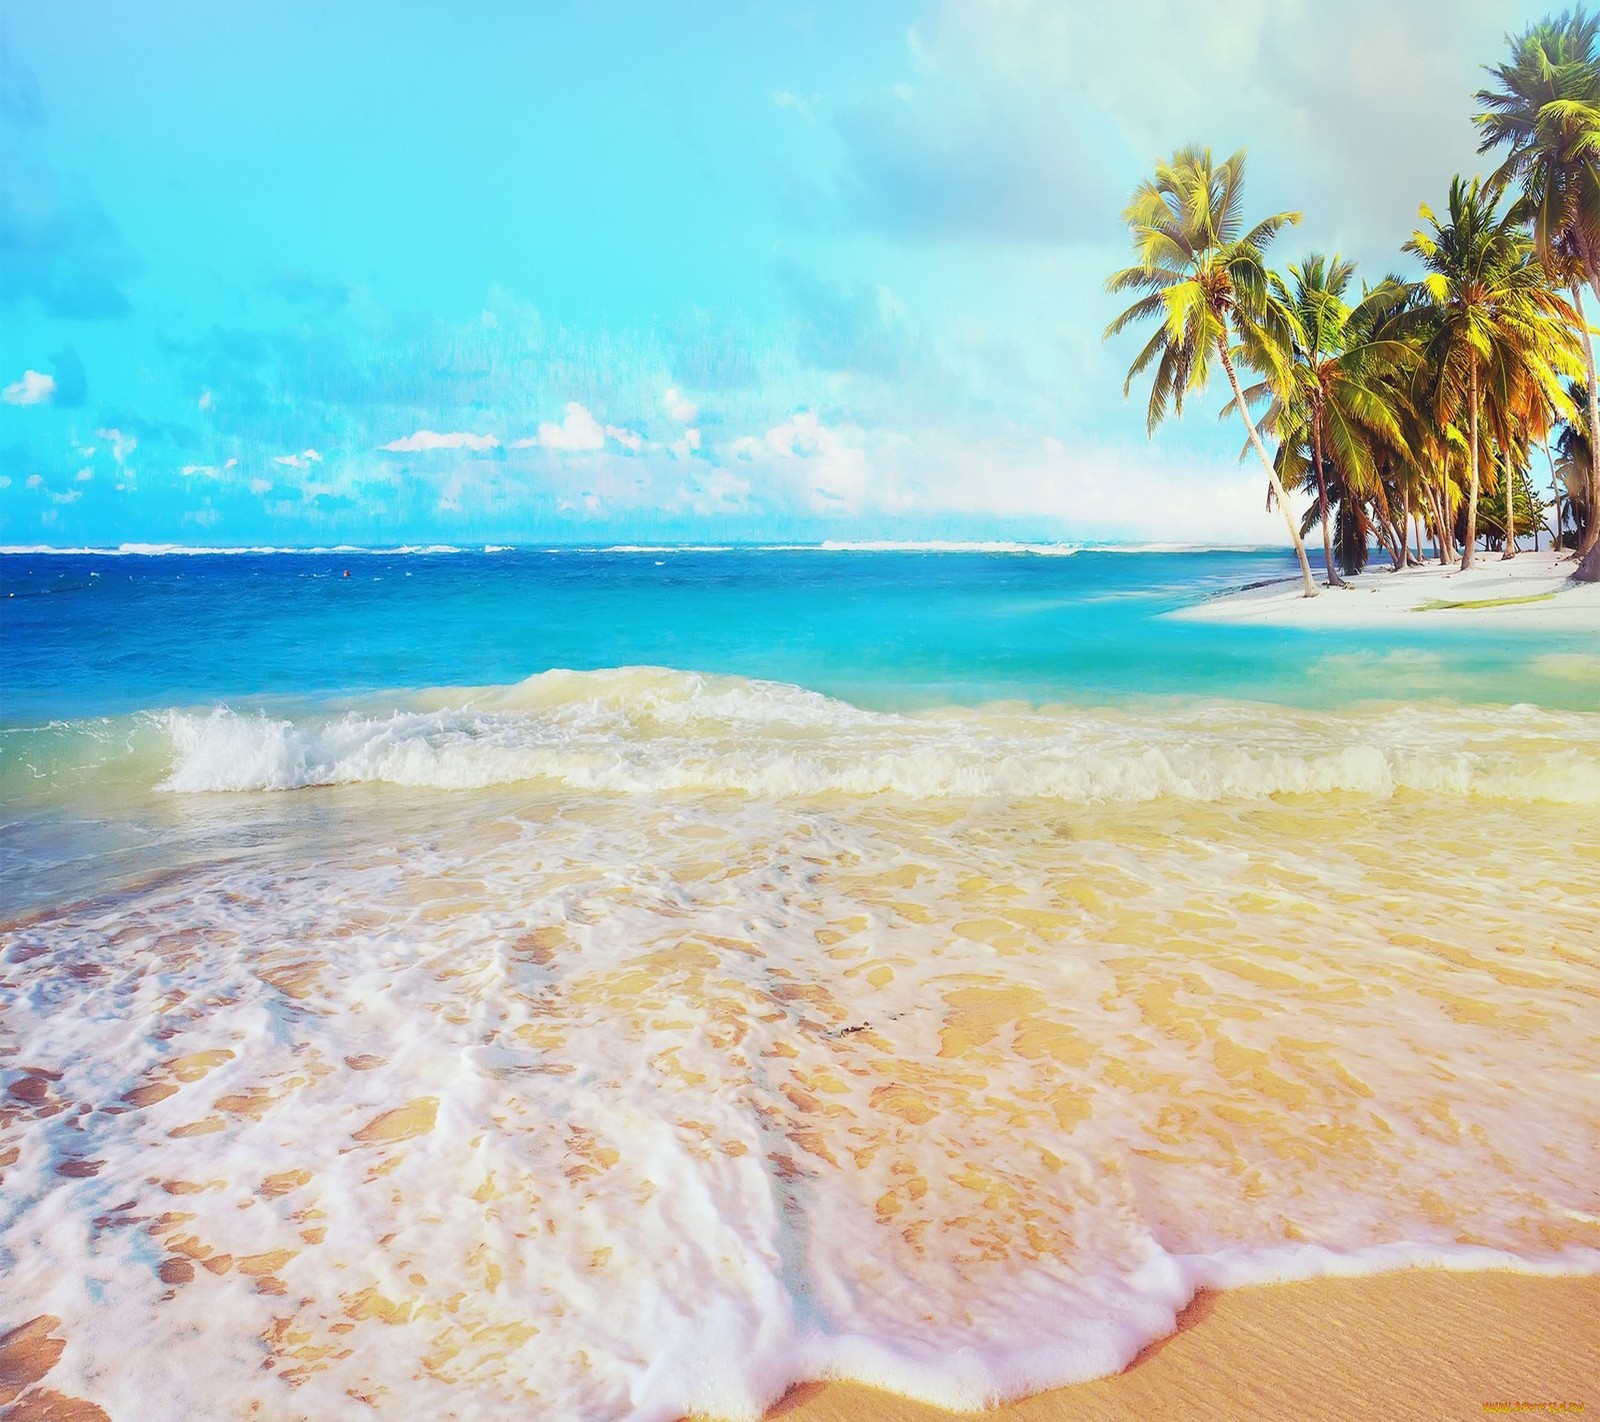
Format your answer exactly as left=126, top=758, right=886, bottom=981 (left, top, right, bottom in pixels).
left=151, top=666, right=1600, bottom=803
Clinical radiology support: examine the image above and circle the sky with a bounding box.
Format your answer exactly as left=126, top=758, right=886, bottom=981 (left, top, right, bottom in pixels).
left=0, top=0, right=1548, bottom=548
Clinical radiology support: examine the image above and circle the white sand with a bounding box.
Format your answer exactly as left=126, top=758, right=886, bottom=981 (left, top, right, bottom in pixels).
left=1176, top=547, right=1600, bottom=630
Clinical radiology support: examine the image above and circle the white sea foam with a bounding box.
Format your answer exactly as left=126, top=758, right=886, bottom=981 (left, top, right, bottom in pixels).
left=151, top=667, right=1600, bottom=805
left=816, top=539, right=1080, bottom=554
left=4, top=766, right=1597, bottom=1419
left=599, top=544, right=743, bottom=553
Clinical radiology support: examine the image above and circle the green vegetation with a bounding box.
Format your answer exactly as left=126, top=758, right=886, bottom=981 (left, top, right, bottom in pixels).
left=1416, top=593, right=1559, bottom=611
left=1106, top=9, right=1600, bottom=587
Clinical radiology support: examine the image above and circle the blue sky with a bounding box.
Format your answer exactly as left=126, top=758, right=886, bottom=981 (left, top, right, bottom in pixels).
left=0, top=0, right=1546, bottom=547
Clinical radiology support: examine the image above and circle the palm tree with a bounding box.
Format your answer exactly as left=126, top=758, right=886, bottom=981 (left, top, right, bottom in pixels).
left=1104, top=146, right=1319, bottom=596
left=1341, top=275, right=1425, bottom=568
left=1404, top=177, right=1579, bottom=569
left=1476, top=9, right=1600, bottom=574
left=1255, top=257, right=1409, bottom=585
left=1480, top=316, right=1573, bottom=555
left=1361, top=283, right=1454, bottom=566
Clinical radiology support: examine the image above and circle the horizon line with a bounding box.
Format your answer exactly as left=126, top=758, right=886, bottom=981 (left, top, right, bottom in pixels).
left=0, top=539, right=1286, bottom=557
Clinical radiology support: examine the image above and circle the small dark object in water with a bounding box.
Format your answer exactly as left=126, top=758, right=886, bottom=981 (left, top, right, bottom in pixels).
left=839, top=1022, right=869, bottom=1037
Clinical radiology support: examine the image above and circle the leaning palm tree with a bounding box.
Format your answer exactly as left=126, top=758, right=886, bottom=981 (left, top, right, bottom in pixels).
left=1256, top=256, right=1409, bottom=585
left=1476, top=9, right=1600, bottom=572
left=1405, top=177, right=1580, bottom=569
left=1104, top=146, right=1318, bottom=596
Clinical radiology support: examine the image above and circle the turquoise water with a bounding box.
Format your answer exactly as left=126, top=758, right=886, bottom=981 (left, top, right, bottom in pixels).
left=3, top=545, right=1595, bottom=913
left=3, top=546, right=1594, bottom=721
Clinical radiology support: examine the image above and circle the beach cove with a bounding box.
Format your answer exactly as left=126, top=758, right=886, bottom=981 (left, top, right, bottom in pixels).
left=2, top=547, right=1596, bottom=1420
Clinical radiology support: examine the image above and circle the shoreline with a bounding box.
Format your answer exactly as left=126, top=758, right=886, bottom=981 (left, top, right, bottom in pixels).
left=1176, top=546, right=1600, bottom=630
left=743, top=1269, right=1600, bottom=1422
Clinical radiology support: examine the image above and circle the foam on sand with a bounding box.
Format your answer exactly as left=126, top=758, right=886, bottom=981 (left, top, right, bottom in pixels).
left=3, top=679, right=1598, bottom=1419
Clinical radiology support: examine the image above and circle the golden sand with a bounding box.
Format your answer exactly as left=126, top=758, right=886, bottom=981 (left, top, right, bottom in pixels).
left=754, top=1271, right=1600, bottom=1422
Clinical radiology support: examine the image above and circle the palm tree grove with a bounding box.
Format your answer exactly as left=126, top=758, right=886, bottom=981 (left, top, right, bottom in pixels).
left=1106, top=10, right=1600, bottom=591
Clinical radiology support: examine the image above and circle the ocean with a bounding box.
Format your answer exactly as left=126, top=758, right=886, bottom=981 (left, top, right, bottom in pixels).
left=2, top=545, right=1597, bottom=1420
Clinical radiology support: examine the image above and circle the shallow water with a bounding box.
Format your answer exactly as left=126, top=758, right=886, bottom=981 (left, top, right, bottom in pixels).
left=1, top=551, right=1597, bottom=1420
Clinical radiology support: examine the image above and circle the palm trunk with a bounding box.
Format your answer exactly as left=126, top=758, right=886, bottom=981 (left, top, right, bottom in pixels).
left=1311, top=413, right=1345, bottom=586
left=1461, top=366, right=1480, bottom=571
left=1428, top=486, right=1451, bottom=565
left=1502, top=452, right=1516, bottom=559
left=1568, top=276, right=1600, bottom=561
left=1371, top=471, right=1404, bottom=569
left=1425, top=477, right=1452, bottom=563
left=1412, top=491, right=1423, bottom=565
left=1217, top=338, right=1317, bottom=597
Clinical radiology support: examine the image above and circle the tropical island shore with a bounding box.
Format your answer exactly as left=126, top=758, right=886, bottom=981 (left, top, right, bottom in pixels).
left=745, top=1270, right=1599, bottom=1422
left=1177, top=546, right=1600, bottom=630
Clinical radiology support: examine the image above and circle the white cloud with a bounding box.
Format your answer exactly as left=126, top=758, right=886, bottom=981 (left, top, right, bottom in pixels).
left=712, top=411, right=1295, bottom=541
left=0, top=475, right=10, bottom=488
left=892, top=431, right=1276, bottom=540
left=3, top=370, right=56, bottom=405
left=530, top=402, right=606, bottom=452
left=50, top=488, right=82, bottom=505
left=669, top=428, right=702, bottom=460
left=74, top=467, right=93, bottom=482
left=25, top=473, right=44, bottom=488
left=380, top=430, right=500, bottom=453
left=273, top=448, right=323, bottom=468
left=662, top=387, right=699, bottom=423
left=181, top=464, right=222, bottom=479
left=198, top=389, right=213, bottom=411
left=512, top=402, right=639, bottom=454
left=249, top=478, right=273, bottom=495
left=96, top=428, right=136, bottom=465
left=731, top=411, right=882, bottom=513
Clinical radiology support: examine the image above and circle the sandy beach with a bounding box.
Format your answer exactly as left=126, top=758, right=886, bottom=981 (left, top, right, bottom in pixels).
left=754, top=1270, right=1599, bottom=1422
left=1176, top=547, right=1600, bottom=630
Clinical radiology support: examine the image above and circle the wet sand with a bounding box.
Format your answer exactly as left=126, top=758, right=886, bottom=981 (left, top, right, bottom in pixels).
left=756, top=1270, right=1599, bottom=1421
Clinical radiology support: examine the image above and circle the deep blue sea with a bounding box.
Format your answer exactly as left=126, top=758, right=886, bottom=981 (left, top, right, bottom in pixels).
left=3, top=545, right=1594, bottom=721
